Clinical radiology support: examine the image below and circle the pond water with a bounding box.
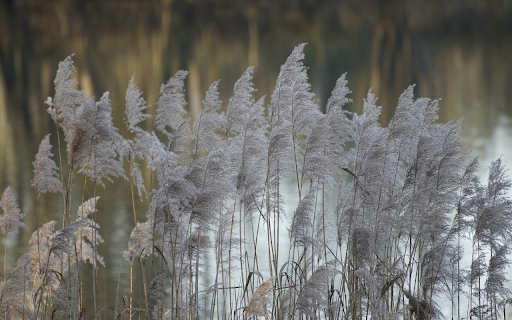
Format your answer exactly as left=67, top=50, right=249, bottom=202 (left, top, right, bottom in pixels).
left=1, top=1, right=511, bottom=318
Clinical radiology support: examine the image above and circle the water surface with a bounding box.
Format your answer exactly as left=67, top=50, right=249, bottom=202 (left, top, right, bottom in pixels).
left=1, top=1, right=511, bottom=317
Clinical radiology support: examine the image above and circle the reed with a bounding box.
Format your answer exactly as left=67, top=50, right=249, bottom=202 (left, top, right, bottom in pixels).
left=0, top=44, right=511, bottom=320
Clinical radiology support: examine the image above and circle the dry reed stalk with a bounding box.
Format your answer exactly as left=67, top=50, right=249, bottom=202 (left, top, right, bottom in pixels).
left=245, top=276, right=277, bottom=319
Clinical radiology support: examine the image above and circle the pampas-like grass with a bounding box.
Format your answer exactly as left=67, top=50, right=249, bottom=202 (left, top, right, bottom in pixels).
left=245, top=276, right=277, bottom=319
left=2, top=44, right=512, bottom=320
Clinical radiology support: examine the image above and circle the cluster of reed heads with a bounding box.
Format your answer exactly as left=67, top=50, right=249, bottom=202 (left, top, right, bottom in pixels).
left=0, top=44, right=511, bottom=320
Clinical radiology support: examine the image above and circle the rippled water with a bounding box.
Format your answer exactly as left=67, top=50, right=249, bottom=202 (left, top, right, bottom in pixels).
left=1, top=1, right=511, bottom=317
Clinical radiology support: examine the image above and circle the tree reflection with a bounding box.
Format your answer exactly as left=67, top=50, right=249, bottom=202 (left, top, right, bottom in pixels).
left=0, top=0, right=511, bottom=315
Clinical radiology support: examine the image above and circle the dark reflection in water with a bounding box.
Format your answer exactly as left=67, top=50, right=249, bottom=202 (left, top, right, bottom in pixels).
left=1, top=0, right=511, bottom=317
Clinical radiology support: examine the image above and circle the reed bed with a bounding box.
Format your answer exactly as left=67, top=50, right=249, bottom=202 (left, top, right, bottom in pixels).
left=0, top=44, right=511, bottom=320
